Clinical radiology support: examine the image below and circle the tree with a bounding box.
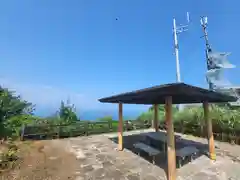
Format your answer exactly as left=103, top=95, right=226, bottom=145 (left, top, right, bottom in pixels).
left=0, top=87, right=34, bottom=121
left=148, top=105, right=165, bottom=112
left=58, top=100, right=78, bottom=124
left=0, top=86, right=35, bottom=137
left=148, top=104, right=178, bottom=114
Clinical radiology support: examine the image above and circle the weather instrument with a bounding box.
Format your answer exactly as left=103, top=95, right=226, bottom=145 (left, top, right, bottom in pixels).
left=200, top=16, right=240, bottom=106
left=200, top=16, right=208, bottom=26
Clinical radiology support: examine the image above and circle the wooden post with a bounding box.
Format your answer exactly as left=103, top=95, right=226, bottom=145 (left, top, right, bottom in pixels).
left=58, top=125, right=60, bottom=139
left=154, top=104, right=159, bottom=132
left=118, top=103, right=123, bottom=151
left=20, top=124, right=25, bottom=141
left=203, top=102, right=216, bottom=160
left=165, top=96, right=176, bottom=180
left=85, top=121, right=89, bottom=136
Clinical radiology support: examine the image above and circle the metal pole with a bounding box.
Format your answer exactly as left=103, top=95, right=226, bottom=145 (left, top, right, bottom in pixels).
left=172, top=13, right=190, bottom=111
left=201, top=18, right=210, bottom=50
left=173, top=18, right=182, bottom=111
left=173, top=18, right=181, bottom=83
left=200, top=17, right=213, bottom=90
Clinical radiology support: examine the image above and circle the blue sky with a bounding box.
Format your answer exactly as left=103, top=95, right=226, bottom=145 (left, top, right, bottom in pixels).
left=0, top=0, right=239, bottom=117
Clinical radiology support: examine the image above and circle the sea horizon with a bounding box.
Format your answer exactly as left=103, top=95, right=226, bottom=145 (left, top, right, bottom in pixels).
left=34, top=108, right=145, bottom=121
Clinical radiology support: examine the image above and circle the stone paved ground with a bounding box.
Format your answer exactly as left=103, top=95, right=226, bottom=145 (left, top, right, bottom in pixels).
left=61, top=129, right=240, bottom=180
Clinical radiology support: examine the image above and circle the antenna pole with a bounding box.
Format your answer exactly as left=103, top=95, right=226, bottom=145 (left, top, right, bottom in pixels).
left=201, top=17, right=211, bottom=50
left=200, top=16, right=214, bottom=90
left=200, top=16, right=239, bottom=107
left=172, top=13, right=190, bottom=111
left=173, top=18, right=181, bottom=82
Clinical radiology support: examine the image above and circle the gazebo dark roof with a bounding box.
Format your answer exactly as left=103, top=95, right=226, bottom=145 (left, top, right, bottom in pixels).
left=99, top=83, right=237, bottom=104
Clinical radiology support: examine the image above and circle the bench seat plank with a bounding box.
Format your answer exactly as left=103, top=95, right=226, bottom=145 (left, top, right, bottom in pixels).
left=176, top=146, right=199, bottom=158
left=176, top=146, right=199, bottom=168
left=133, top=142, right=160, bottom=156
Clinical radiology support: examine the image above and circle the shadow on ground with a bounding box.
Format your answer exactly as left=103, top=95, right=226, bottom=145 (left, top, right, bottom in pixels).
left=109, top=131, right=213, bottom=176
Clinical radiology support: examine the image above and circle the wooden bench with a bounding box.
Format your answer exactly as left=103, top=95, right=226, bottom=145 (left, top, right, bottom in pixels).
left=145, top=132, right=167, bottom=153
left=176, top=146, right=199, bottom=168
left=133, top=142, right=161, bottom=164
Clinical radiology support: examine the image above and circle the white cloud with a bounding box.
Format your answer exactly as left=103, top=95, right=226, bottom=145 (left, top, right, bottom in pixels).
left=0, top=78, right=108, bottom=111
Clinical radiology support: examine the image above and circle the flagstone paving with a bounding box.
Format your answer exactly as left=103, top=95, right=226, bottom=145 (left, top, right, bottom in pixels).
left=61, top=130, right=240, bottom=180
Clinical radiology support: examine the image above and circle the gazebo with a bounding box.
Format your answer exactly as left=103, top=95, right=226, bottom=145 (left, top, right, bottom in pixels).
left=99, top=83, right=237, bottom=180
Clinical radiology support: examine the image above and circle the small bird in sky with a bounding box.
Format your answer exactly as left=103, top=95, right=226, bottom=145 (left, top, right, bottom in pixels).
left=115, top=17, right=119, bottom=21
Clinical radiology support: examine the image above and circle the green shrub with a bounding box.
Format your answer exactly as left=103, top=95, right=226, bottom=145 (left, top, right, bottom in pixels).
left=137, top=104, right=240, bottom=137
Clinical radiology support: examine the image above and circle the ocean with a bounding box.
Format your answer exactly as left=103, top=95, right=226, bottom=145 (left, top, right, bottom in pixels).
left=34, top=108, right=143, bottom=121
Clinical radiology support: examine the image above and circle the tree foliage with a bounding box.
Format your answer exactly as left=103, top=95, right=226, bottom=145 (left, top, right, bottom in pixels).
left=137, top=105, right=178, bottom=123
left=0, top=87, right=34, bottom=121
left=0, top=86, right=35, bottom=138
left=58, top=100, right=78, bottom=124
left=137, top=104, right=240, bottom=136
left=0, top=85, right=81, bottom=138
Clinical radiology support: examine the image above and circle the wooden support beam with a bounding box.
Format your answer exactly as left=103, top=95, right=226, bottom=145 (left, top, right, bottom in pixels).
left=203, top=102, right=216, bottom=160
left=154, top=104, right=159, bottom=132
left=165, top=96, right=176, bottom=180
left=118, top=103, right=123, bottom=151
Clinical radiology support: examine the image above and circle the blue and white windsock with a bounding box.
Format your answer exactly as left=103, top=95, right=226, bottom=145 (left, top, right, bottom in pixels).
left=208, top=52, right=236, bottom=69
left=205, top=51, right=239, bottom=104
left=206, top=51, right=235, bottom=87
left=206, top=68, right=231, bottom=88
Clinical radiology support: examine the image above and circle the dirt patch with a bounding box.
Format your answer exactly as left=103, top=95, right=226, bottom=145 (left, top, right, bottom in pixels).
left=0, top=140, right=79, bottom=180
